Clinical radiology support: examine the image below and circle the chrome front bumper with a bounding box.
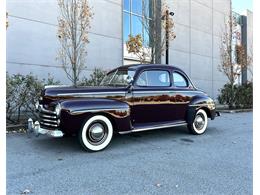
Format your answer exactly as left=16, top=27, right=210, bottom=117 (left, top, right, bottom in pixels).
left=28, top=118, right=64, bottom=137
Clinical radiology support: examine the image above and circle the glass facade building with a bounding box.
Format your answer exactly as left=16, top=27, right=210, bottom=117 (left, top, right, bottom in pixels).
left=123, top=0, right=152, bottom=46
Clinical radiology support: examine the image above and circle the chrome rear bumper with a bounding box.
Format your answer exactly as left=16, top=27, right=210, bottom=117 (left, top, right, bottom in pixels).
left=28, top=118, right=64, bottom=137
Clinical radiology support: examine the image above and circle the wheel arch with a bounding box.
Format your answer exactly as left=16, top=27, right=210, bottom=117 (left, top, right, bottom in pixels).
left=199, top=106, right=212, bottom=118
left=186, top=94, right=215, bottom=124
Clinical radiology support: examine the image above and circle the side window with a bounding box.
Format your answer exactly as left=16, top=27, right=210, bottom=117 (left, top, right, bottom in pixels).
left=136, top=70, right=170, bottom=87
left=173, top=72, right=188, bottom=87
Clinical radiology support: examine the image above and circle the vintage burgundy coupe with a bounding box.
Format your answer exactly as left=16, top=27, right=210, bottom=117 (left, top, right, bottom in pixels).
left=31, top=64, right=220, bottom=152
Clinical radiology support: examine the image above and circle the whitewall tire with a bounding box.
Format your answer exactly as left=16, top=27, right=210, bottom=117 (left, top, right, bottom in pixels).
left=188, top=109, right=208, bottom=135
left=79, top=115, right=113, bottom=152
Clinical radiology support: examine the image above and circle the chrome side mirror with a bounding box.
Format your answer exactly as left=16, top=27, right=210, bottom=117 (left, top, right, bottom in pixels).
left=126, top=75, right=134, bottom=85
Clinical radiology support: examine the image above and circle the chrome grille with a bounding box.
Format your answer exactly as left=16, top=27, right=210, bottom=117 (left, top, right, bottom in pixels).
left=38, top=105, right=59, bottom=129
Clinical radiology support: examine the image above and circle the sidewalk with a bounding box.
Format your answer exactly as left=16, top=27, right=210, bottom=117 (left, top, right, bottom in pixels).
left=216, top=104, right=253, bottom=113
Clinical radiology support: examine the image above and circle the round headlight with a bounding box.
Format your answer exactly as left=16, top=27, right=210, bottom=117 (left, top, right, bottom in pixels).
left=55, top=103, right=62, bottom=116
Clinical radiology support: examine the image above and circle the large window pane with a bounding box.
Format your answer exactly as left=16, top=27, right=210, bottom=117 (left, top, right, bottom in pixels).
left=143, top=18, right=151, bottom=46
left=124, top=13, right=130, bottom=42
left=132, top=0, right=142, bottom=15
left=143, top=0, right=151, bottom=18
left=124, top=0, right=130, bottom=11
left=143, top=30, right=149, bottom=47
left=123, top=0, right=153, bottom=49
left=137, top=70, right=170, bottom=87
left=132, top=15, right=142, bottom=36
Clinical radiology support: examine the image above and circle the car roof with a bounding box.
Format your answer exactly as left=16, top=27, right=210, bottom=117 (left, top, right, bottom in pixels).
left=110, top=64, right=184, bottom=73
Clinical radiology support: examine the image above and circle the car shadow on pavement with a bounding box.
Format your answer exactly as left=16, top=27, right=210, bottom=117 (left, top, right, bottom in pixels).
left=110, top=125, right=219, bottom=150
left=30, top=135, right=82, bottom=153
left=29, top=126, right=218, bottom=153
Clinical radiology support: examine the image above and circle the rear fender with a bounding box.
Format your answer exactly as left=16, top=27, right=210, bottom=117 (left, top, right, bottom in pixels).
left=186, top=95, right=216, bottom=124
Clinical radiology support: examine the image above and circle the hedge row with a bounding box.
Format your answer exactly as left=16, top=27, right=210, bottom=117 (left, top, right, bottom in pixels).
left=218, top=82, right=253, bottom=109
left=6, top=68, right=107, bottom=124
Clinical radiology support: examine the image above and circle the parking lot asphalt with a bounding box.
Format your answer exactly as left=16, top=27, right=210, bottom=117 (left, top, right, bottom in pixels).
left=7, top=112, right=252, bottom=195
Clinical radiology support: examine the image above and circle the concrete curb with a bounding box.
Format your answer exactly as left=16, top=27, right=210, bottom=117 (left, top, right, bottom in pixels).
left=218, top=109, right=253, bottom=113
left=6, top=124, right=27, bottom=133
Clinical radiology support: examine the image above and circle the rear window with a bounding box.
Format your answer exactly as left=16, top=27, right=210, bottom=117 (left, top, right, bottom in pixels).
left=173, top=72, right=188, bottom=87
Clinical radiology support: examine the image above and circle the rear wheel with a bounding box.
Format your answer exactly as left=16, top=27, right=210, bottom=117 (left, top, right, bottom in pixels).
left=78, top=115, right=113, bottom=152
left=188, top=109, right=208, bottom=135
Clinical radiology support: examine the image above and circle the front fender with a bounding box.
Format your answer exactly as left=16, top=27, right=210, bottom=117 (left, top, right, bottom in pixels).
left=186, top=95, right=216, bottom=124
left=59, top=98, right=131, bottom=134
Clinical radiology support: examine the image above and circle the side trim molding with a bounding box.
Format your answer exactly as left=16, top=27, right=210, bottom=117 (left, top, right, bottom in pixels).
left=57, top=91, right=126, bottom=96
left=189, top=104, right=212, bottom=107
left=118, top=122, right=187, bottom=134
left=70, top=108, right=128, bottom=115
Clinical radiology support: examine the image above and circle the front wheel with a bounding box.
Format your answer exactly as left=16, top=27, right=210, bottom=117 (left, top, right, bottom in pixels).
left=188, top=109, right=208, bottom=135
left=78, top=115, right=113, bottom=152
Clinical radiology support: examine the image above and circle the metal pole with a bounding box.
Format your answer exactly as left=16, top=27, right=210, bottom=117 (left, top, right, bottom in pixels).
left=165, top=10, right=169, bottom=65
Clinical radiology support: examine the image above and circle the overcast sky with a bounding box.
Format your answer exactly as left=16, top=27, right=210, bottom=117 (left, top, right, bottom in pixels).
left=232, top=0, right=253, bottom=13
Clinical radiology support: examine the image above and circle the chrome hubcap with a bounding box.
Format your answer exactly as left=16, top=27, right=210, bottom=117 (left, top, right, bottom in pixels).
left=194, top=115, right=205, bottom=130
left=89, top=123, right=105, bottom=142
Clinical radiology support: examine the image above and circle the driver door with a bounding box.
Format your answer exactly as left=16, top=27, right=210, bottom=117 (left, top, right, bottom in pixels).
left=131, top=69, right=175, bottom=125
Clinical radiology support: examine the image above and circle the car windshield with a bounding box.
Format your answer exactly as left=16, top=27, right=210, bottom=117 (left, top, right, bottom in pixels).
left=100, top=69, right=135, bottom=87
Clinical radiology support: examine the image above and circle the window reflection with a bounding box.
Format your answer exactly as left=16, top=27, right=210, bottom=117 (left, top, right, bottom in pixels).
left=124, top=13, right=130, bottom=41
left=124, top=0, right=130, bottom=11
left=143, top=0, right=151, bottom=18
left=132, top=15, right=142, bottom=36
left=123, top=0, right=153, bottom=46
left=132, top=0, right=142, bottom=15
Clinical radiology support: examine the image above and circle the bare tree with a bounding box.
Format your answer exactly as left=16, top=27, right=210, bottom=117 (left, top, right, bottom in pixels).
left=125, top=0, right=176, bottom=64
left=218, top=11, right=235, bottom=85
left=219, top=15, right=251, bottom=84
left=57, top=0, right=93, bottom=86
left=218, top=2, right=251, bottom=108
left=247, top=47, right=253, bottom=80
left=236, top=44, right=252, bottom=79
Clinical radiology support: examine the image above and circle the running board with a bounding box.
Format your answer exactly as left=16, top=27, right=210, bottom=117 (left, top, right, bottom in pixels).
left=118, top=122, right=187, bottom=135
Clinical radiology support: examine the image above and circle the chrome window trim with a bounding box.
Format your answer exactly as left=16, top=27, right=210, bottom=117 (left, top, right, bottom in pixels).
left=44, top=85, right=70, bottom=89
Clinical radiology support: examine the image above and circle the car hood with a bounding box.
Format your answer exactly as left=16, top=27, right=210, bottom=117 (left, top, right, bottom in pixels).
left=41, top=86, right=127, bottom=104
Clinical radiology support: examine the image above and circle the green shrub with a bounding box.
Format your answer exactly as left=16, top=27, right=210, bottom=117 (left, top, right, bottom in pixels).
left=6, top=72, right=60, bottom=124
left=235, top=82, right=253, bottom=108
left=218, top=82, right=253, bottom=109
left=79, top=68, right=107, bottom=86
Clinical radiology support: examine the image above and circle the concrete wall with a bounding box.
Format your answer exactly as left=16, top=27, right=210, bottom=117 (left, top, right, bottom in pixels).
left=7, top=0, right=231, bottom=99
left=165, top=0, right=230, bottom=99
left=6, top=0, right=123, bottom=84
